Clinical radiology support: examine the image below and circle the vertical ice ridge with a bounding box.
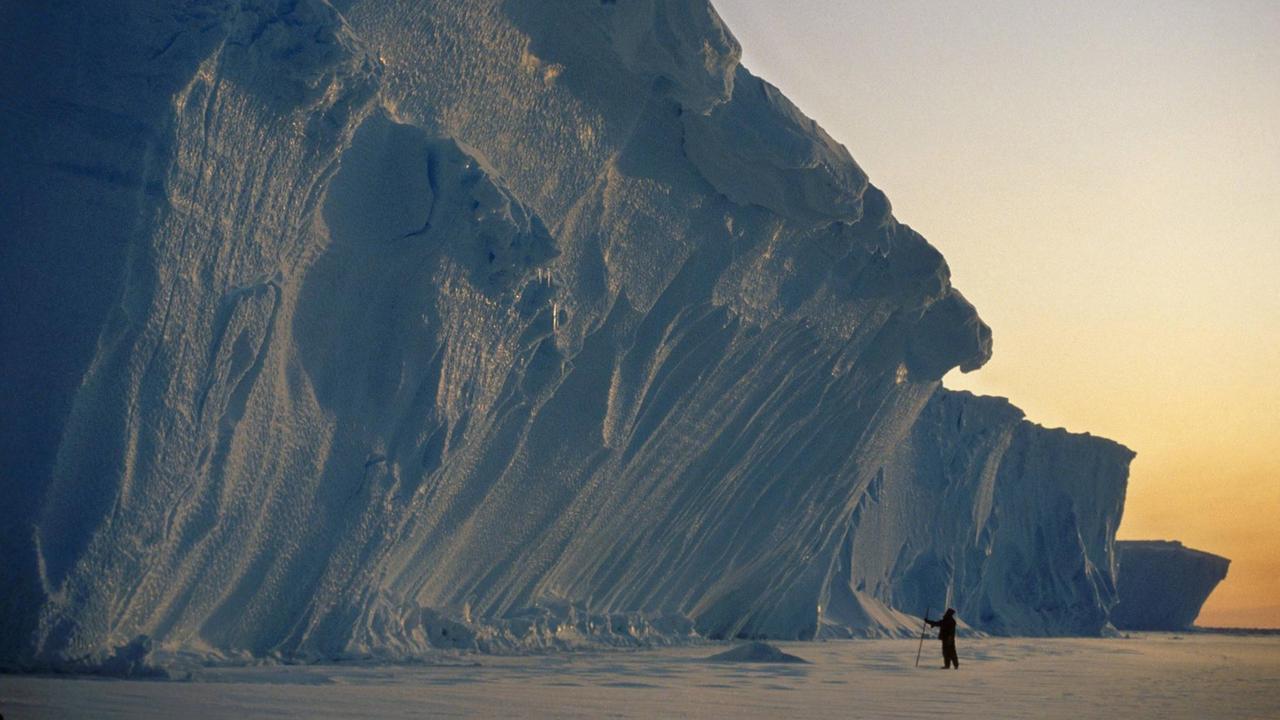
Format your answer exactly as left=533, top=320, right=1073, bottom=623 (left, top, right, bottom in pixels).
left=25, top=0, right=385, bottom=661
left=845, top=390, right=1135, bottom=637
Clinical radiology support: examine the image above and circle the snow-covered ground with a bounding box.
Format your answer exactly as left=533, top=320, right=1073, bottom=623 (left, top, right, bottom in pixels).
left=3, top=633, right=1276, bottom=719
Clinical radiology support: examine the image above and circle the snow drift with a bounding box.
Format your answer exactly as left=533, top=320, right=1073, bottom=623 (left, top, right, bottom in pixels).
left=2, top=0, right=1133, bottom=668
left=707, top=641, right=808, bottom=664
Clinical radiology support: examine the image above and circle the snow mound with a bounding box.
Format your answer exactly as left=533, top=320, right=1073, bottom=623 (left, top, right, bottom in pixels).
left=707, top=642, right=808, bottom=664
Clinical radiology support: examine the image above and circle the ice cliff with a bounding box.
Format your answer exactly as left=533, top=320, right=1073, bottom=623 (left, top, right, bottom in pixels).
left=2, top=0, right=1132, bottom=668
left=832, top=391, right=1134, bottom=637
left=1110, top=541, right=1230, bottom=630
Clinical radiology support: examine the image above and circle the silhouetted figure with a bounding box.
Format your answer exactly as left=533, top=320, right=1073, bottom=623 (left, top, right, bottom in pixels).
left=925, top=608, right=959, bottom=669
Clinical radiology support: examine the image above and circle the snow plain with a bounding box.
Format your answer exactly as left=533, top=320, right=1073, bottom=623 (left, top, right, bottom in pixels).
left=3, top=634, right=1277, bottom=719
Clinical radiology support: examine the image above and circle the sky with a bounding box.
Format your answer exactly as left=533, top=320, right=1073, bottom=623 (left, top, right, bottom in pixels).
left=712, top=0, right=1280, bottom=628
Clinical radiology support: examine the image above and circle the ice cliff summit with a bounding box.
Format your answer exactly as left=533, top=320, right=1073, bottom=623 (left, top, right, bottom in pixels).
left=2, top=1, right=1136, bottom=669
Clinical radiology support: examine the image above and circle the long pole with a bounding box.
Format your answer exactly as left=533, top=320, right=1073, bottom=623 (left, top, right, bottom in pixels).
left=914, top=607, right=930, bottom=668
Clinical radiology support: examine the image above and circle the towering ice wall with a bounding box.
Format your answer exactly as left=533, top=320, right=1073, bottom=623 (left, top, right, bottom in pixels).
left=1110, top=541, right=1230, bottom=630
left=2, top=0, right=1130, bottom=667
left=827, top=391, right=1134, bottom=637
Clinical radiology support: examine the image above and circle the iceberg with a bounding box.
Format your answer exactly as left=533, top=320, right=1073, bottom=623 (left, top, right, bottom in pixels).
left=1, top=0, right=1134, bottom=668
left=831, top=390, right=1134, bottom=637
left=1111, top=541, right=1230, bottom=631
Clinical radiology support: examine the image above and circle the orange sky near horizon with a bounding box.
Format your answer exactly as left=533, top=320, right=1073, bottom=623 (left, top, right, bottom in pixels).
left=714, top=0, right=1280, bottom=628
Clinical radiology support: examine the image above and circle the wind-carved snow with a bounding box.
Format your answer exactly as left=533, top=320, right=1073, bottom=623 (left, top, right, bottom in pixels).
left=2, top=0, right=1133, bottom=670
left=685, top=66, right=869, bottom=225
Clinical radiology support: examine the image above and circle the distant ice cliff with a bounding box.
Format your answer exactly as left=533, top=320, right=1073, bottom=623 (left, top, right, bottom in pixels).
left=1111, top=541, right=1230, bottom=631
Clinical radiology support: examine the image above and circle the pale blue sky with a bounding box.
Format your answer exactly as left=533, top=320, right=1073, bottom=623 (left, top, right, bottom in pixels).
left=712, top=0, right=1280, bottom=626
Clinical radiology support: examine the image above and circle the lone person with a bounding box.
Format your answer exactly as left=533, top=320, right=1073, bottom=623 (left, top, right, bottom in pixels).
left=925, top=608, right=959, bottom=669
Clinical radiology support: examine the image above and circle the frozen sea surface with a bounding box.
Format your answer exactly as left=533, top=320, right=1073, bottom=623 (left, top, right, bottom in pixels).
left=2, top=634, right=1276, bottom=719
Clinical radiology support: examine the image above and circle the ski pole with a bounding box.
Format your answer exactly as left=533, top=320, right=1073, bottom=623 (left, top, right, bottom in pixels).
left=914, top=606, right=929, bottom=668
